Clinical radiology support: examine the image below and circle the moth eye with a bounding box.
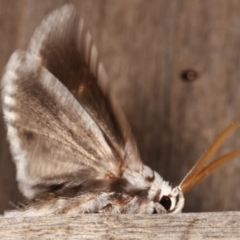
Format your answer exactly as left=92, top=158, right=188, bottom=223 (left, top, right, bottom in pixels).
left=159, top=196, right=172, bottom=211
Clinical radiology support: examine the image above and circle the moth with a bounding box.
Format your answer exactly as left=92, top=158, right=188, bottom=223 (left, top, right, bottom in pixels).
left=2, top=5, right=240, bottom=216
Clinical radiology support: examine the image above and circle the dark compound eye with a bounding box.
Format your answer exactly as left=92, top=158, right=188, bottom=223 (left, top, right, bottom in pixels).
left=181, top=69, right=198, bottom=82
left=159, top=196, right=172, bottom=211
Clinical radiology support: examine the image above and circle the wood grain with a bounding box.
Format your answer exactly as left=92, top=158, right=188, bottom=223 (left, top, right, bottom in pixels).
left=1, top=0, right=240, bottom=214
left=0, top=212, right=240, bottom=240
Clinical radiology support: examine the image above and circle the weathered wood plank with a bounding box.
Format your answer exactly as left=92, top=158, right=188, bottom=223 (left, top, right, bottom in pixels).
left=0, top=212, right=239, bottom=240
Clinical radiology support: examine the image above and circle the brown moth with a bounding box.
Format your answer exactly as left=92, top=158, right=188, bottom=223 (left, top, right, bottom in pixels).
left=2, top=5, right=240, bottom=216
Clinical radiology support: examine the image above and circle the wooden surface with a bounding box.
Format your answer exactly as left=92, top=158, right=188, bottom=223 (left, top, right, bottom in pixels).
left=1, top=0, right=240, bottom=214
left=0, top=212, right=240, bottom=240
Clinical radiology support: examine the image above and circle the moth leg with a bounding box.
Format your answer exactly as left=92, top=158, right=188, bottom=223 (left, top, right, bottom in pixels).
left=153, top=202, right=167, bottom=214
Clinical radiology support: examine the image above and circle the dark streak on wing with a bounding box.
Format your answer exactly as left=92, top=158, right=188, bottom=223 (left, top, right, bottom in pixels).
left=37, top=178, right=150, bottom=199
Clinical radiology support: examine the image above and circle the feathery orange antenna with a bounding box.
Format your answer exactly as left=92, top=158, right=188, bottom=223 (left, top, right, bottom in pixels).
left=179, top=120, right=240, bottom=193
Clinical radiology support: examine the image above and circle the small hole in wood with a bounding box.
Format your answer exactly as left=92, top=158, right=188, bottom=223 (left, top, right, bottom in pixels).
left=181, top=69, right=198, bottom=82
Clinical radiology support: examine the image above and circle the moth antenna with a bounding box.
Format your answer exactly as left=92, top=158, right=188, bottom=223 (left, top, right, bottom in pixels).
left=179, top=120, right=240, bottom=191
left=181, top=150, right=240, bottom=193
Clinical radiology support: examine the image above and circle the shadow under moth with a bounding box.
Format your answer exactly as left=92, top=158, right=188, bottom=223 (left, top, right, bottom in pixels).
left=2, top=5, right=240, bottom=216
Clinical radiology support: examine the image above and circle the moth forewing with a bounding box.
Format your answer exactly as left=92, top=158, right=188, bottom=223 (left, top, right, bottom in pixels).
left=30, top=4, right=143, bottom=172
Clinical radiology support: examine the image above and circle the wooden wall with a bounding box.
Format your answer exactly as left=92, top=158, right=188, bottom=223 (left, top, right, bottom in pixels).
left=1, top=0, right=240, bottom=214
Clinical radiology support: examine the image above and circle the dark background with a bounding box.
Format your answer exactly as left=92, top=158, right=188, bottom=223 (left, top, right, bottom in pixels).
left=1, top=0, right=240, bottom=214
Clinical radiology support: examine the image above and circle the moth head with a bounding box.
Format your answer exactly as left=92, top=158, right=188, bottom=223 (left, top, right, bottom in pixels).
left=143, top=166, right=185, bottom=213
left=158, top=186, right=184, bottom=213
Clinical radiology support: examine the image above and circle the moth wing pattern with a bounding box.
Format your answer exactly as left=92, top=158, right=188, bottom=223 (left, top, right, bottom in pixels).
left=2, top=5, right=143, bottom=200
